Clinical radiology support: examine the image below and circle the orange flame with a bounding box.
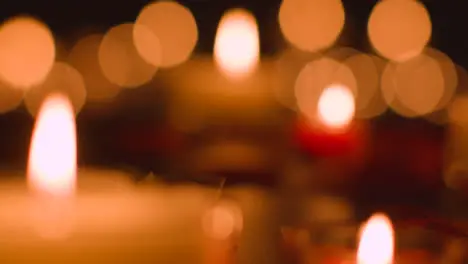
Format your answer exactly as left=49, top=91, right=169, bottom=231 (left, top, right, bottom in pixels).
left=214, top=8, right=259, bottom=79
left=317, top=84, right=355, bottom=130
left=357, top=213, right=394, bottom=264
left=28, top=94, right=76, bottom=197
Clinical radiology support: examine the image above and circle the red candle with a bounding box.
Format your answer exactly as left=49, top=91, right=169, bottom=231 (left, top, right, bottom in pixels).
left=294, top=117, right=369, bottom=172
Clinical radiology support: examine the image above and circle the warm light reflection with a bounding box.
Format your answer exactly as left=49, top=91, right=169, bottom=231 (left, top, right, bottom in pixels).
left=28, top=94, right=76, bottom=197
left=135, top=0, right=197, bottom=67
left=0, top=79, right=23, bottom=113
left=368, top=0, right=431, bottom=62
left=25, top=62, right=87, bottom=116
left=99, top=23, right=157, bottom=88
left=317, top=84, right=355, bottom=129
left=214, top=8, right=259, bottom=79
left=0, top=16, right=55, bottom=89
left=381, top=53, right=444, bottom=117
left=202, top=202, right=243, bottom=240
left=68, top=34, right=121, bottom=101
left=295, top=57, right=357, bottom=127
left=357, top=213, right=394, bottom=264
left=278, top=0, right=345, bottom=52
left=448, top=95, right=468, bottom=125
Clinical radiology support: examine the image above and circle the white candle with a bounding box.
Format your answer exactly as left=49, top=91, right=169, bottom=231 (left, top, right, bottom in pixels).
left=0, top=93, right=211, bottom=263
left=163, top=8, right=285, bottom=179
left=0, top=175, right=211, bottom=263
left=163, top=8, right=281, bottom=126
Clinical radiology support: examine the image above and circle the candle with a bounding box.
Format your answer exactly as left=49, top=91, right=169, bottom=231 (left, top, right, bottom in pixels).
left=0, top=93, right=211, bottom=263
left=163, top=8, right=281, bottom=127
left=357, top=213, right=394, bottom=264
left=162, top=8, right=286, bottom=179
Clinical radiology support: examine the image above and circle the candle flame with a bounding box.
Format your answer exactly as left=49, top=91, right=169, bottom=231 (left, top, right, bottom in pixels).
left=28, top=93, right=76, bottom=197
left=357, top=213, right=394, bottom=264
left=317, top=84, right=355, bottom=130
left=214, top=8, right=259, bottom=79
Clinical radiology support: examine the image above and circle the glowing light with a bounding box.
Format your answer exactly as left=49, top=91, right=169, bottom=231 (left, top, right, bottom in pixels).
left=68, top=34, right=121, bottom=101
left=317, top=84, right=355, bottom=129
left=28, top=94, right=76, bottom=197
left=25, top=62, right=87, bottom=117
left=0, top=16, right=55, bottom=89
left=381, top=53, right=445, bottom=116
left=135, top=0, right=197, bottom=67
left=294, top=57, right=357, bottom=126
left=202, top=202, right=243, bottom=240
left=279, top=0, right=345, bottom=52
left=0, top=80, right=23, bottom=113
left=214, top=8, right=259, bottom=79
left=99, top=23, right=157, bottom=88
left=357, top=213, right=394, bottom=264
left=368, top=0, right=431, bottom=62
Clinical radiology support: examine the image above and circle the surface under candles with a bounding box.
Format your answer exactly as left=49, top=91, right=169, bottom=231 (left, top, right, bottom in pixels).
left=0, top=168, right=279, bottom=264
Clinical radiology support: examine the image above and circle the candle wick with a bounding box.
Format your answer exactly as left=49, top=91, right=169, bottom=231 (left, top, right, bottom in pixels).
left=215, top=177, right=227, bottom=201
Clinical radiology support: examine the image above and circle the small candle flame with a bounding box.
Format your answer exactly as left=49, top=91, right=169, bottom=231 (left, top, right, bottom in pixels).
left=214, top=8, right=259, bottom=79
left=28, top=93, right=76, bottom=197
left=357, top=213, right=394, bottom=264
left=317, top=84, right=355, bottom=130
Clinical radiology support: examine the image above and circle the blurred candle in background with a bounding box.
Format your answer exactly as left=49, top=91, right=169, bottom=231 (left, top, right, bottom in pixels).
left=163, top=7, right=287, bottom=182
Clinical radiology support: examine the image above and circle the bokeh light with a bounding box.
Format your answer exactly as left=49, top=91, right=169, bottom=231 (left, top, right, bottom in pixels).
left=343, top=53, right=381, bottom=114
left=274, top=48, right=319, bottom=110
left=317, top=84, right=355, bottom=130
left=448, top=95, right=468, bottom=125
left=0, top=80, right=23, bottom=113
left=425, top=48, right=458, bottom=111
left=326, top=46, right=359, bottom=62
left=0, top=16, right=55, bottom=89
left=99, top=23, right=158, bottom=88
left=214, top=8, right=259, bottom=79
left=368, top=0, right=431, bottom=62
left=68, top=34, right=121, bottom=101
left=381, top=52, right=445, bottom=117
left=295, top=56, right=357, bottom=125
left=25, top=62, right=87, bottom=116
left=202, top=201, right=243, bottom=240
left=135, top=0, right=198, bottom=68
left=279, top=0, right=345, bottom=52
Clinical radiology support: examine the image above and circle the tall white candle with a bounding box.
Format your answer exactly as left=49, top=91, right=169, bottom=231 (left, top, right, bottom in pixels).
left=0, top=94, right=210, bottom=263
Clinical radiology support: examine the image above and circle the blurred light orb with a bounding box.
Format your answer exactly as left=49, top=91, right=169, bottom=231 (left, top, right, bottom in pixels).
left=344, top=54, right=381, bottom=112
left=368, top=0, right=431, bottom=62
left=68, top=34, right=121, bottom=101
left=380, top=62, right=418, bottom=118
left=214, top=8, right=259, bottom=79
left=202, top=202, right=243, bottom=240
left=99, top=23, right=158, bottom=88
left=425, top=48, right=458, bottom=111
left=381, top=53, right=444, bottom=116
left=279, top=0, right=345, bottom=52
left=295, top=57, right=357, bottom=124
left=25, top=62, right=87, bottom=116
left=448, top=95, right=468, bottom=125
left=135, top=0, right=198, bottom=67
left=0, top=80, right=23, bottom=113
left=0, top=16, right=55, bottom=89
left=317, top=84, right=355, bottom=129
